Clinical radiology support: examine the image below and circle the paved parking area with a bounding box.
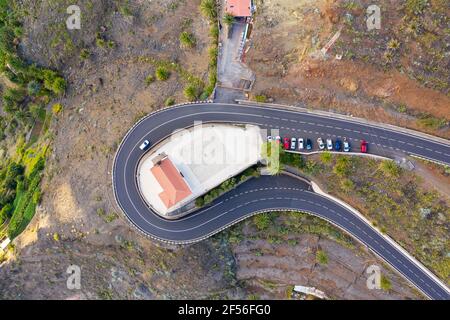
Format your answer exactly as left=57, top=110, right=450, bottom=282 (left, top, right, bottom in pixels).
left=217, top=22, right=255, bottom=89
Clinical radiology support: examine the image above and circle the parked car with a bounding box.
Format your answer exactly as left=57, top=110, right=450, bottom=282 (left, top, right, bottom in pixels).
left=283, top=137, right=290, bottom=150
left=298, top=138, right=304, bottom=150
left=326, top=138, right=333, bottom=150
left=343, top=137, right=350, bottom=152
left=290, top=137, right=297, bottom=150
left=306, top=139, right=312, bottom=150
left=335, top=139, right=342, bottom=151
left=317, top=138, right=325, bottom=150
left=139, top=140, right=150, bottom=151
left=360, top=140, right=368, bottom=153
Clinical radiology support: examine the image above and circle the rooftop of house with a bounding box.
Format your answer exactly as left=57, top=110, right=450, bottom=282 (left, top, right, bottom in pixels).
left=225, top=0, right=252, bottom=17
left=150, top=157, right=192, bottom=209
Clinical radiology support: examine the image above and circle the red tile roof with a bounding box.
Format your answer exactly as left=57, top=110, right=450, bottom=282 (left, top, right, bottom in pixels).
left=225, top=0, right=252, bottom=17
left=151, top=158, right=192, bottom=209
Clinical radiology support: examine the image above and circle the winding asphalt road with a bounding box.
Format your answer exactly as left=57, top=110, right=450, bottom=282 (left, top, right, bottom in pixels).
left=113, top=102, right=450, bottom=300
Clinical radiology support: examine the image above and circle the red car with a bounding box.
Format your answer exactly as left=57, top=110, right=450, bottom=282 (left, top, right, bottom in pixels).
left=283, top=137, right=290, bottom=150
left=360, top=140, right=368, bottom=153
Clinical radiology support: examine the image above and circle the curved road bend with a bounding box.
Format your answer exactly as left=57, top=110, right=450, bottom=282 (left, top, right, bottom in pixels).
left=113, top=102, right=450, bottom=299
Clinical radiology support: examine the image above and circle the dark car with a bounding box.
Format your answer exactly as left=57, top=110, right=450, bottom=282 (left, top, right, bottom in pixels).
left=306, top=139, right=313, bottom=150
left=361, top=140, right=368, bottom=153
left=334, top=139, right=342, bottom=151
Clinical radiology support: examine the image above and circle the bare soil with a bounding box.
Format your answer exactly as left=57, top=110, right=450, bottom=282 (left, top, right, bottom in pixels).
left=246, top=0, right=450, bottom=138
left=0, top=0, right=429, bottom=299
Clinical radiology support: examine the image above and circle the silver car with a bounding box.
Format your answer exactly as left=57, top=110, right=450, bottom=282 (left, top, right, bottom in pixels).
left=326, top=138, right=333, bottom=150
left=317, top=138, right=325, bottom=150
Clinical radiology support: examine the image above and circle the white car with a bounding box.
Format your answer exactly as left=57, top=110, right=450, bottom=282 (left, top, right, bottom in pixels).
left=343, top=138, right=350, bottom=152
left=326, top=138, right=333, bottom=150
left=139, top=140, right=150, bottom=151
left=298, top=138, right=304, bottom=150
left=317, top=138, right=325, bottom=150
left=290, top=137, right=297, bottom=150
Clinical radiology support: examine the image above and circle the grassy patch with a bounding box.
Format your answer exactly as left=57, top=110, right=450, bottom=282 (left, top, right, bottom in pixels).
left=316, top=249, right=328, bottom=265
left=155, top=66, right=171, bottom=81
left=179, top=31, right=196, bottom=48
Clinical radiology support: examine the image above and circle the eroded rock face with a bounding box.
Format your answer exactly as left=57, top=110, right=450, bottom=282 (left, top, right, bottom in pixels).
left=233, top=233, right=419, bottom=300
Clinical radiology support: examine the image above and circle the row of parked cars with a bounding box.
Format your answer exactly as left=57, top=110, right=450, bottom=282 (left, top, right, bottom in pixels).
left=267, top=136, right=368, bottom=153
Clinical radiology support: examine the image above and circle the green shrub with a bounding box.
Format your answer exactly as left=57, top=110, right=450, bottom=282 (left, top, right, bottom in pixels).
left=119, top=5, right=133, bottom=16
left=379, top=160, right=401, bottom=178
left=417, top=114, right=447, bottom=129
left=208, top=46, right=218, bottom=61
left=96, top=38, right=106, bottom=48
left=80, top=48, right=90, bottom=60
left=195, top=197, right=205, bottom=207
left=397, top=104, right=407, bottom=113
left=200, top=0, right=217, bottom=20
left=52, top=103, right=63, bottom=115
left=209, top=24, right=219, bottom=38
left=165, top=97, right=176, bottom=106
left=333, top=157, right=352, bottom=177
left=184, top=84, right=202, bottom=101
left=27, top=80, right=41, bottom=96
left=223, top=13, right=235, bottom=25
left=32, top=189, right=41, bottom=204
left=320, top=151, right=332, bottom=164
left=155, top=66, right=170, bottom=81
left=179, top=31, right=196, bottom=48
left=253, top=213, right=273, bottom=231
left=255, top=95, right=267, bottom=103
left=29, top=104, right=46, bottom=121
left=404, top=0, right=428, bottom=16
left=144, top=75, right=155, bottom=86
left=380, top=274, right=392, bottom=291
left=107, top=40, right=116, bottom=49
left=316, top=249, right=328, bottom=265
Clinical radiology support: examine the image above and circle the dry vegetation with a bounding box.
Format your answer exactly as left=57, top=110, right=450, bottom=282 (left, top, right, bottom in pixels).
left=247, top=0, right=450, bottom=138
left=0, top=0, right=446, bottom=300
left=282, top=151, right=450, bottom=284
